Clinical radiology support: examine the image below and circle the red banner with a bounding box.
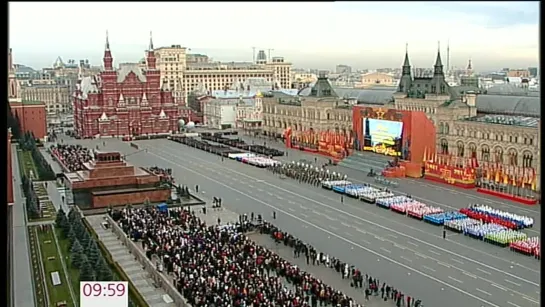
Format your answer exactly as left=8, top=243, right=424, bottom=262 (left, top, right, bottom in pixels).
left=425, top=162, right=476, bottom=184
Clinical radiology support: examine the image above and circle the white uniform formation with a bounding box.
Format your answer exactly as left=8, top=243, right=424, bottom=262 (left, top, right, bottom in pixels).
left=228, top=153, right=280, bottom=168
left=470, top=205, right=534, bottom=228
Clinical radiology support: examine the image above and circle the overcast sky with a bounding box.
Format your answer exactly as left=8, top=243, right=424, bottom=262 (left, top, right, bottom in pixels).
left=9, top=2, right=539, bottom=71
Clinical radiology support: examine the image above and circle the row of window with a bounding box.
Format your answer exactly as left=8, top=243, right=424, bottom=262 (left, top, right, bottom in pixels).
left=397, top=105, right=437, bottom=114
left=439, top=141, right=535, bottom=167
left=449, top=129, right=535, bottom=145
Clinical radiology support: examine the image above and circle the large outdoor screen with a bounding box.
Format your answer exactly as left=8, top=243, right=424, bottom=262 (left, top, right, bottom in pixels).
left=362, top=118, right=403, bottom=157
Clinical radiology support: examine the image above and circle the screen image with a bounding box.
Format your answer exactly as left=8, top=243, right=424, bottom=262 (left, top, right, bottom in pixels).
left=362, top=118, right=403, bottom=156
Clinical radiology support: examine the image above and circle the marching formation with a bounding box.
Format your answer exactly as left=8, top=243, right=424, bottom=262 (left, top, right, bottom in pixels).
left=268, top=161, right=346, bottom=186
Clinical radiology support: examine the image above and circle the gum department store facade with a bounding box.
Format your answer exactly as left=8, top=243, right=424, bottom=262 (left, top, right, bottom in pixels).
left=262, top=49, right=540, bottom=190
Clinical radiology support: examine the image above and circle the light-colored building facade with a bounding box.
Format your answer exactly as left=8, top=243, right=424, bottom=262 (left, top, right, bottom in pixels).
left=292, top=73, right=318, bottom=89
left=358, top=72, right=396, bottom=87
left=235, top=92, right=263, bottom=134
left=265, top=57, right=292, bottom=89
left=21, top=84, right=71, bottom=115
left=152, top=45, right=188, bottom=104
left=507, top=69, right=530, bottom=78
left=393, top=49, right=539, bottom=190
left=152, top=46, right=292, bottom=105
left=203, top=98, right=237, bottom=130
left=262, top=73, right=353, bottom=138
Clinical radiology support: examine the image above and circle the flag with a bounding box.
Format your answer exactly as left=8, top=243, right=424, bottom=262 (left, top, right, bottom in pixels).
left=495, top=169, right=500, bottom=182
left=423, top=147, right=428, bottom=163
left=531, top=177, right=537, bottom=191
left=503, top=173, right=509, bottom=185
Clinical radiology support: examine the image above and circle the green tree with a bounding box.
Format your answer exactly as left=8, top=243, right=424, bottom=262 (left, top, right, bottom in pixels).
left=67, top=225, right=77, bottom=250
left=68, top=207, right=81, bottom=224
left=85, top=239, right=101, bottom=264
left=70, top=239, right=85, bottom=269
left=55, top=209, right=68, bottom=234
left=79, top=256, right=95, bottom=282
left=95, top=257, right=113, bottom=281
left=73, top=220, right=86, bottom=241
left=80, top=230, right=91, bottom=251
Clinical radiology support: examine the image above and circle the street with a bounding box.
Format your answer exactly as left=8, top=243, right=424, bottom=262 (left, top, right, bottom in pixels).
left=60, top=137, right=540, bottom=307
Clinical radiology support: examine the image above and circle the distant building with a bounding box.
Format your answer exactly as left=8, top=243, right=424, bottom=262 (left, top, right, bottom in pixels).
left=21, top=83, right=71, bottom=116
left=73, top=34, right=181, bottom=138
left=9, top=49, right=47, bottom=140
left=235, top=92, right=263, bottom=134
left=460, top=76, right=479, bottom=88
left=336, top=65, right=352, bottom=74
left=203, top=98, right=237, bottom=129
left=507, top=69, right=530, bottom=78
left=358, top=72, right=396, bottom=88
left=528, top=67, right=538, bottom=78
left=186, top=53, right=210, bottom=64
left=152, top=45, right=292, bottom=105
left=292, top=73, right=317, bottom=89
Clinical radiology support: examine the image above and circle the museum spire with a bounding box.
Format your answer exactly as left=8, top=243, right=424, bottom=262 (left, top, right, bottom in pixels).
left=146, top=31, right=157, bottom=70
left=105, top=30, right=110, bottom=50
left=103, top=30, right=113, bottom=71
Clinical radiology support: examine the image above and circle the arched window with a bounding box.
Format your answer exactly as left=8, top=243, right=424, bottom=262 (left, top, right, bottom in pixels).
left=507, top=149, right=518, bottom=166
left=468, top=143, right=477, bottom=159
left=444, top=123, right=450, bottom=135
left=494, top=147, right=503, bottom=164
left=481, top=145, right=490, bottom=162
left=456, top=141, right=465, bottom=157
left=439, top=123, right=444, bottom=134
left=440, top=139, right=449, bottom=154
left=522, top=151, right=533, bottom=168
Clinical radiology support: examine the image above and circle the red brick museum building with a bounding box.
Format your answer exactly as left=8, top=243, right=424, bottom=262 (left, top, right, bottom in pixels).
left=74, top=34, right=181, bottom=138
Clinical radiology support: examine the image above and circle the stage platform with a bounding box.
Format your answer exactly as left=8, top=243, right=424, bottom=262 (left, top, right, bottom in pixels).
left=424, top=174, right=475, bottom=189
left=337, top=151, right=391, bottom=173
left=476, top=188, right=538, bottom=206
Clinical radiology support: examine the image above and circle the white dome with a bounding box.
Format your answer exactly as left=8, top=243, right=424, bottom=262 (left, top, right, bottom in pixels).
left=186, top=121, right=196, bottom=129
left=178, top=119, right=186, bottom=127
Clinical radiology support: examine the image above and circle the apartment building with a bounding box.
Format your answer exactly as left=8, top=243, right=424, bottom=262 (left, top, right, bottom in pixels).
left=152, top=46, right=292, bottom=105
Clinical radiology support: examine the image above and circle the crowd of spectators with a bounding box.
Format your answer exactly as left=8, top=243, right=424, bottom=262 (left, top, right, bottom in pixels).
left=111, top=207, right=367, bottom=307
left=50, top=144, right=92, bottom=172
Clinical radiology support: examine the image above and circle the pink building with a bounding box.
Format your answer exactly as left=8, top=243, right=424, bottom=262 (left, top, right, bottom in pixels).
left=73, top=34, right=181, bottom=138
